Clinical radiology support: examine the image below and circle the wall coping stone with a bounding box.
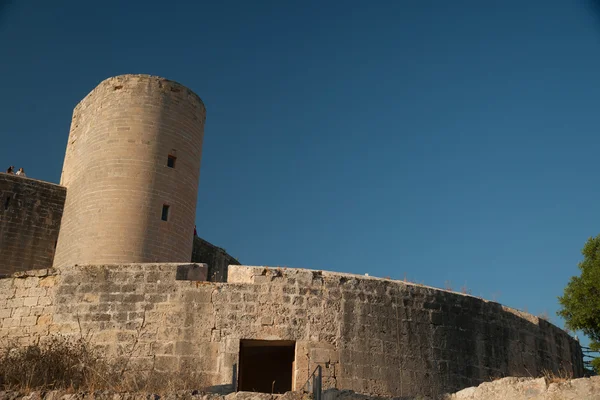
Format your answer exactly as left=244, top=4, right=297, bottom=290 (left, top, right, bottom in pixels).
left=0, top=268, right=59, bottom=280
left=0, top=171, right=65, bottom=188
left=226, top=265, right=562, bottom=330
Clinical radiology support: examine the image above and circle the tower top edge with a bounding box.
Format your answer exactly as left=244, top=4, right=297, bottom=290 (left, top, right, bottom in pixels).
left=74, top=74, right=205, bottom=112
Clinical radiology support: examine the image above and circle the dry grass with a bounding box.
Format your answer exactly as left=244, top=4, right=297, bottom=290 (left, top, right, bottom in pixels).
left=460, top=284, right=472, bottom=295
left=0, top=336, right=112, bottom=391
left=541, top=368, right=573, bottom=384
left=489, top=366, right=574, bottom=385
left=538, top=311, right=551, bottom=322
left=0, top=336, right=207, bottom=393
left=488, top=372, right=506, bottom=382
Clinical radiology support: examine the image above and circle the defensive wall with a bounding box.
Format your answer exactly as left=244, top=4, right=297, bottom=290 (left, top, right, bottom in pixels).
left=0, top=264, right=584, bottom=398
left=191, top=236, right=240, bottom=282
left=0, top=170, right=234, bottom=278
left=0, top=173, right=66, bottom=276
left=0, top=73, right=586, bottom=399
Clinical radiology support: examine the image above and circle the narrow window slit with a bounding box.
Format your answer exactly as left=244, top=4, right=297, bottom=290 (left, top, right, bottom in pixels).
left=167, top=155, right=177, bottom=168
left=161, top=204, right=170, bottom=221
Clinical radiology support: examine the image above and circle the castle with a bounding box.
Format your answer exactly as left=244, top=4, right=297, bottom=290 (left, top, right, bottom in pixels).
left=0, top=75, right=584, bottom=398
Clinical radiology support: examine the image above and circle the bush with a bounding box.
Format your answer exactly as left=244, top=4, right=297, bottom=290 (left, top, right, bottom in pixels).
left=0, top=336, right=112, bottom=391
left=558, top=234, right=600, bottom=373
left=0, top=336, right=213, bottom=393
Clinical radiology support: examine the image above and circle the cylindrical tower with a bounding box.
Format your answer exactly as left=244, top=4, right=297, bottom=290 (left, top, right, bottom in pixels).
left=53, top=74, right=206, bottom=267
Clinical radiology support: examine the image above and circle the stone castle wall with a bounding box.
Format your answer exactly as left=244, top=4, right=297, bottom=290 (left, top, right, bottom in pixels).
left=53, top=74, right=206, bottom=267
left=0, top=264, right=583, bottom=398
left=192, top=236, right=240, bottom=282
left=0, top=174, right=66, bottom=276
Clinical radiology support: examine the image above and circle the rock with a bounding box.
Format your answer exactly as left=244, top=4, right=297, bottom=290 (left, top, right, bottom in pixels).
left=446, top=376, right=600, bottom=400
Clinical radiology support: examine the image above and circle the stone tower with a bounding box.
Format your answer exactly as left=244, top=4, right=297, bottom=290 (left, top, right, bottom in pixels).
left=53, top=74, right=206, bottom=267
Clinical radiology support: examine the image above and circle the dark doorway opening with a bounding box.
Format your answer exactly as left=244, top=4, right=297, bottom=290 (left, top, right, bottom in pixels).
left=238, top=339, right=295, bottom=393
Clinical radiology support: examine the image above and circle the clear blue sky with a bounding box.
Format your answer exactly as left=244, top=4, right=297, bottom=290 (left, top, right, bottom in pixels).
left=1, top=1, right=600, bottom=334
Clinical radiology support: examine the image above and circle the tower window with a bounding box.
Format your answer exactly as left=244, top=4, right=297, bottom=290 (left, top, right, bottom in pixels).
left=161, top=204, right=170, bottom=221
left=4, top=196, right=10, bottom=210
left=167, top=155, right=177, bottom=168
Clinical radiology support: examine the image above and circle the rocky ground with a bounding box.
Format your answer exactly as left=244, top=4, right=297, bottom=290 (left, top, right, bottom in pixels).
left=0, top=391, right=307, bottom=400
left=446, top=376, right=600, bottom=400
left=1, top=377, right=600, bottom=400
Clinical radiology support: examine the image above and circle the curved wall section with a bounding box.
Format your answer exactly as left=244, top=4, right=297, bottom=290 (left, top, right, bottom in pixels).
left=0, top=265, right=583, bottom=398
left=225, top=267, right=584, bottom=396
left=53, top=74, right=206, bottom=267
left=0, top=174, right=66, bottom=275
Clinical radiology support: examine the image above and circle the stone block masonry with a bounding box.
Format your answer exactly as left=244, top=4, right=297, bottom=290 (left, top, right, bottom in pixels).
left=0, top=174, right=66, bottom=276
left=0, top=264, right=584, bottom=399
left=0, top=268, right=58, bottom=345
left=192, top=236, right=240, bottom=282
left=53, top=74, right=206, bottom=268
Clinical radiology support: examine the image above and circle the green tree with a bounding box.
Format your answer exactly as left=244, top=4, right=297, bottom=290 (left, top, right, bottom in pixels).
left=558, top=234, right=600, bottom=373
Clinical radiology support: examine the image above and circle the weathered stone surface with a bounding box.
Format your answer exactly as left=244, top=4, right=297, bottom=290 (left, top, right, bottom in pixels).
left=0, top=174, right=66, bottom=276
left=52, top=74, right=206, bottom=269
left=191, top=237, right=240, bottom=282
left=176, top=264, right=209, bottom=282
left=0, top=264, right=585, bottom=399
left=447, top=376, right=600, bottom=399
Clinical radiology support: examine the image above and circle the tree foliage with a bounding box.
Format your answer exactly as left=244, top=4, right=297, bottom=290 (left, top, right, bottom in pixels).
left=558, top=234, right=600, bottom=372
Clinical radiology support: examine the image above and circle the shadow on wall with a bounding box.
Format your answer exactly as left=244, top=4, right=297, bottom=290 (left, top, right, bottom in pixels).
left=331, top=273, right=585, bottom=396
left=0, top=173, right=66, bottom=276
left=191, top=236, right=240, bottom=282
